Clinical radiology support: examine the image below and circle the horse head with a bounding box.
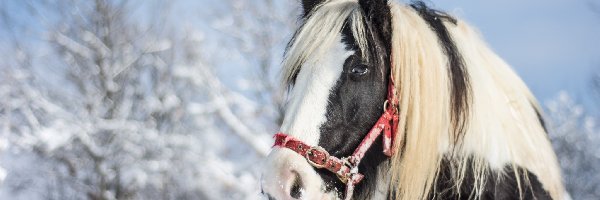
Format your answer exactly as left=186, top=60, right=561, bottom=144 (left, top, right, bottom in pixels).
left=261, top=1, right=566, bottom=199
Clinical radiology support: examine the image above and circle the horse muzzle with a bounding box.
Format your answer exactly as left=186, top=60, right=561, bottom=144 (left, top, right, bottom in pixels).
left=261, top=148, right=339, bottom=200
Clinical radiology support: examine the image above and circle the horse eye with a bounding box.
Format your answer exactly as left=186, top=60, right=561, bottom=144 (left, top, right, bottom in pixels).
left=351, top=64, right=369, bottom=76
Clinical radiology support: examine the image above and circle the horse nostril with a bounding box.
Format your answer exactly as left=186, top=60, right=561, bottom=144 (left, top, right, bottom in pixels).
left=290, top=171, right=303, bottom=199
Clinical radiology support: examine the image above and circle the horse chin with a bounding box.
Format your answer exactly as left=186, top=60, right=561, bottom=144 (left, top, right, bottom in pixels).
left=261, top=149, right=344, bottom=200
left=317, top=182, right=344, bottom=200
left=320, top=191, right=342, bottom=200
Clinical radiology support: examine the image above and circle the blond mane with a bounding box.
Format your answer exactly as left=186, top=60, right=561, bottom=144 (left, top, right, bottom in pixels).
left=388, top=3, right=565, bottom=200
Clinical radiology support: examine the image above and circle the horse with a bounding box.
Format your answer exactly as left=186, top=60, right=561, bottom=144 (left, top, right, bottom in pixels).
left=260, top=0, right=567, bottom=199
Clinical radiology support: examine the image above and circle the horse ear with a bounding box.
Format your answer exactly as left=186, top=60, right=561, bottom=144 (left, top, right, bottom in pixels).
left=302, top=0, right=324, bottom=17
left=358, top=0, right=392, bottom=47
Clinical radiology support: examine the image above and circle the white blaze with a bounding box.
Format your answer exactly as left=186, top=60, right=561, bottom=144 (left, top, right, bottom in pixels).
left=280, top=36, right=352, bottom=144
left=261, top=36, right=353, bottom=200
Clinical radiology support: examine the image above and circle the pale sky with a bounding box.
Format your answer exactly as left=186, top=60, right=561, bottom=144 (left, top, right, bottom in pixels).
left=434, top=0, right=600, bottom=113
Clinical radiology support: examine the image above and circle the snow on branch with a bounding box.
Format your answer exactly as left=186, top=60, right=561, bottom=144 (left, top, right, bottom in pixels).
left=51, top=32, right=94, bottom=60
left=174, top=66, right=271, bottom=157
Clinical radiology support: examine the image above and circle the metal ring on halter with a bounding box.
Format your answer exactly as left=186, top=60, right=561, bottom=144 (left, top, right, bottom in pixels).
left=383, top=100, right=390, bottom=112
left=383, top=99, right=399, bottom=114
left=306, top=146, right=329, bottom=169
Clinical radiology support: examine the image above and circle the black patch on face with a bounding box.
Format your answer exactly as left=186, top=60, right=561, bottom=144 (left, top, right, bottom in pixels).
left=432, top=158, right=553, bottom=200
left=411, top=1, right=472, bottom=144
left=315, top=21, right=389, bottom=199
left=314, top=1, right=393, bottom=199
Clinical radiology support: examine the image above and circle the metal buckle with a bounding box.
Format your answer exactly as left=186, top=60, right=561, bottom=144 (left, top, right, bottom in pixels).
left=305, top=146, right=329, bottom=169
left=336, top=157, right=356, bottom=184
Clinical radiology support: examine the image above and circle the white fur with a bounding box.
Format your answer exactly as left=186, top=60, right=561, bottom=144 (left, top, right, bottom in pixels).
left=262, top=149, right=339, bottom=200
left=369, top=163, right=391, bottom=200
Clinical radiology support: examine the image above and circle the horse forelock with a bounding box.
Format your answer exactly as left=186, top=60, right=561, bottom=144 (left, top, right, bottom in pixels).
left=282, top=0, right=369, bottom=90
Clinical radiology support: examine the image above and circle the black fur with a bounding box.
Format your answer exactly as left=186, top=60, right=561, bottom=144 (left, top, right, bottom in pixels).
left=358, top=0, right=393, bottom=51
left=317, top=20, right=390, bottom=200
left=432, top=158, right=552, bottom=200
left=302, top=0, right=324, bottom=17
left=411, top=1, right=471, bottom=144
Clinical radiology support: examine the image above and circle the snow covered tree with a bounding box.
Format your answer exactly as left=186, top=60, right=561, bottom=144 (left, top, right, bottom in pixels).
left=546, top=92, right=600, bottom=200
left=212, top=0, right=299, bottom=126
left=0, top=0, right=296, bottom=199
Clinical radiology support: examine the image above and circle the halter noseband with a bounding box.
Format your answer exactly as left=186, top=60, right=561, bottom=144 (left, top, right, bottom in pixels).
left=273, top=67, right=399, bottom=199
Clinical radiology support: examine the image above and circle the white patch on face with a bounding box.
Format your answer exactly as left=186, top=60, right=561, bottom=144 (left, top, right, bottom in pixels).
left=261, top=36, right=353, bottom=199
left=280, top=36, right=353, bottom=145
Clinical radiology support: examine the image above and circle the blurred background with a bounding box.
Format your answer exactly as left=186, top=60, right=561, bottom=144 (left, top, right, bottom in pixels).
left=0, top=0, right=598, bottom=199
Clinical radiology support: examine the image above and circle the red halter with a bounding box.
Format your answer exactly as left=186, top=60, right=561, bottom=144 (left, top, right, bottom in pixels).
left=273, top=69, right=399, bottom=199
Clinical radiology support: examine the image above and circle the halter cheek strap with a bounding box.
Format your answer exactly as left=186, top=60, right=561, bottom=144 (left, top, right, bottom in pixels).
left=273, top=71, right=399, bottom=200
